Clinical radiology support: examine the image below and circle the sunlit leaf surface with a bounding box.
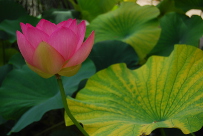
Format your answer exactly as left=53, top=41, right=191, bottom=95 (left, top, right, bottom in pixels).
left=65, top=45, right=203, bottom=136
left=87, top=2, right=160, bottom=61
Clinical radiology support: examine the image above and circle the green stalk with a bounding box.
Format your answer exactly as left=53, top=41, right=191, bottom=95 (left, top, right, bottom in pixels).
left=160, top=128, right=167, bottom=136
left=56, top=74, right=89, bottom=136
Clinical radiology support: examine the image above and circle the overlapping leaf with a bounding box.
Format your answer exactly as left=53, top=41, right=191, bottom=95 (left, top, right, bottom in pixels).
left=157, top=0, right=184, bottom=17
left=174, top=0, right=203, bottom=12
left=65, top=45, right=203, bottom=136
left=0, top=59, right=95, bottom=133
left=87, top=2, right=160, bottom=61
left=149, top=12, right=203, bottom=56
left=89, top=40, right=139, bottom=71
left=0, top=15, right=40, bottom=43
left=77, top=0, right=122, bottom=21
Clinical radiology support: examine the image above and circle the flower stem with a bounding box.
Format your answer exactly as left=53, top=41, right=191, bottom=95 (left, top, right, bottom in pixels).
left=160, top=128, right=167, bottom=136
left=56, top=74, right=89, bottom=136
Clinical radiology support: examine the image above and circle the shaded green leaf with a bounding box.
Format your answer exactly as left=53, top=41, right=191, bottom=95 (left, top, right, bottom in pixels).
left=87, top=2, right=160, bottom=61
left=89, top=40, right=139, bottom=71
left=65, top=45, right=203, bottom=136
left=0, top=45, right=19, bottom=66
left=149, top=12, right=203, bottom=56
left=0, top=115, right=6, bottom=125
left=0, top=59, right=95, bottom=133
left=0, top=30, right=9, bottom=40
left=77, top=0, right=122, bottom=21
left=8, top=53, right=25, bottom=69
left=174, top=0, right=203, bottom=12
left=157, top=0, right=184, bottom=17
left=0, top=64, right=12, bottom=86
left=0, top=15, right=40, bottom=43
left=5, top=48, right=19, bottom=61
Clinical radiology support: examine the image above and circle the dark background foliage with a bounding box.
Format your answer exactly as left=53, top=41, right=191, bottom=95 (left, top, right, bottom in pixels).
left=0, top=0, right=203, bottom=136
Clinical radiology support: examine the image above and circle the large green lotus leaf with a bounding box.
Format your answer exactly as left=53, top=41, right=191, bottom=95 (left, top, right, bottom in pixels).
left=65, top=45, right=203, bottom=136
left=89, top=40, right=139, bottom=71
left=0, top=59, right=95, bottom=133
left=77, top=0, right=122, bottom=22
left=174, top=0, right=203, bottom=12
left=148, top=12, right=203, bottom=57
left=0, top=54, right=25, bottom=87
left=87, top=2, right=160, bottom=61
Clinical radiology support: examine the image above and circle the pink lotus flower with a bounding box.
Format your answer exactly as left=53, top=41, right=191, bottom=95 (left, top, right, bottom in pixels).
left=16, top=19, right=94, bottom=78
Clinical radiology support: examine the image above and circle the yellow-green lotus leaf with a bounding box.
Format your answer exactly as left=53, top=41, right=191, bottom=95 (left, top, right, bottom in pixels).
left=87, top=2, right=161, bottom=61
left=65, top=45, right=203, bottom=136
